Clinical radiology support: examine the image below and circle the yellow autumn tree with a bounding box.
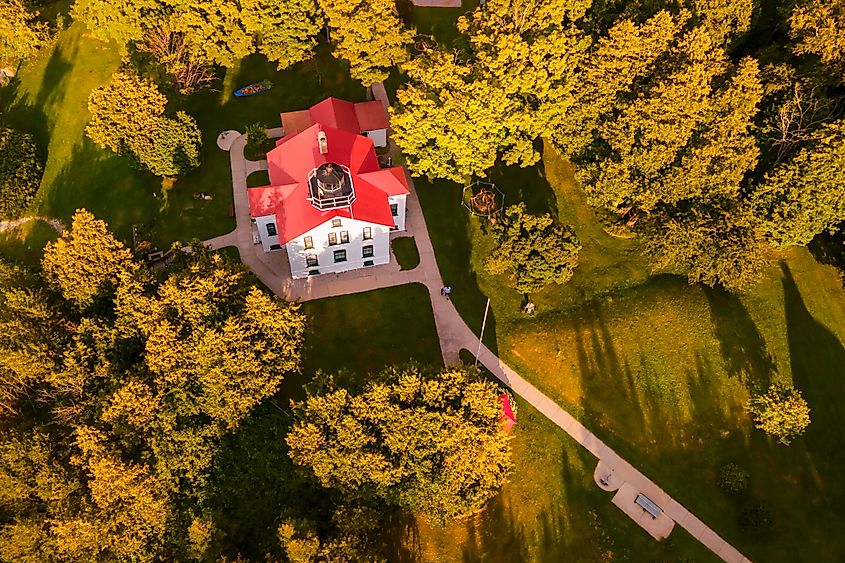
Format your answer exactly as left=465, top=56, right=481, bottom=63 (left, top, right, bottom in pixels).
left=287, top=366, right=513, bottom=526
left=318, top=0, right=413, bottom=85
left=41, top=209, right=134, bottom=307
left=789, top=0, right=845, bottom=81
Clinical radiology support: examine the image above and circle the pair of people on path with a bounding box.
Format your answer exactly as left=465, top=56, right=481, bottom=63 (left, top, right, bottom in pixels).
left=440, top=286, right=452, bottom=299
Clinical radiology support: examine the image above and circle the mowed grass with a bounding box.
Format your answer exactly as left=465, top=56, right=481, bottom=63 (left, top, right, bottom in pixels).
left=1, top=17, right=364, bottom=249
left=296, top=285, right=714, bottom=562
left=299, top=284, right=443, bottom=381
left=391, top=236, right=420, bottom=270
left=417, top=140, right=845, bottom=561
left=0, top=220, right=59, bottom=267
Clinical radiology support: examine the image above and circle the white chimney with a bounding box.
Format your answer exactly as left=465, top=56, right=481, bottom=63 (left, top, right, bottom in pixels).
left=318, top=131, right=328, bottom=155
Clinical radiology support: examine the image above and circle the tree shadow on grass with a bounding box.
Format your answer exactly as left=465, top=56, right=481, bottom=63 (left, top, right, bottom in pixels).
left=415, top=178, right=500, bottom=356
left=571, top=306, right=647, bottom=436
left=781, top=263, right=845, bottom=506
left=704, top=285, right=775, bottom=395
left=39, top=139, right=158, bottom=242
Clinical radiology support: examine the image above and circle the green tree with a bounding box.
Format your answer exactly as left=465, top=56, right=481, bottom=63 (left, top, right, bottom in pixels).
left=146, top=111, right=202, bottom=177
left=391, top=50, right=536, bottom=181
left=551, top=10, right=687, bottom=156
left=752, top=120, right=845, bottom=247
left=580, top=29, right=762, bottom=213
left=286, top=367, right=513, bottom=526
left=169, top=0, right=253, bottom=67
left=41, top=209, right=134, bottom=307
left=690, top=0, right=754, bottom=46
left=391, top=0, right=591, bottom=181
left=86, top=71, right=201, bottom=177
left=0, top=0, right=53, bottom=65
left=318, top=0, right=413, bottom=85
left=485, top=203, right=581, bottom=294
left=72, top=0, right=321, bottom=69
left=242, top=0, right=324, bottom=70
left=746, top=383, right=811, bottom=445
left=70, top=0, right=155, bottom=51
left=640, top=202, right=769, bottom=290
left=0, top=261, right=67, bottom=416
left=0, top=128, right=43, bottom=219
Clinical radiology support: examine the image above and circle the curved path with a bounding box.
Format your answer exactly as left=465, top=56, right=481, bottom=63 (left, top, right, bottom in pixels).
left=209, top=95, right=750, bottom=563
left=0, top=216, right=64, bottom=234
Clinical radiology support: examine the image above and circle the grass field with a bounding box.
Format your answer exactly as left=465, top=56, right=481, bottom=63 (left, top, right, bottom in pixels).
left=416, top=140, right=845, bottom=562
left=391, top=236, right=420, bottom=270
left=0, top=17, right=364, bottom=249
left=231, top=284, right=715, bottom=562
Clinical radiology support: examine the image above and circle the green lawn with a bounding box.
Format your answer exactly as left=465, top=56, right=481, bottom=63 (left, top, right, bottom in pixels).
left=0, top=219, right=59, bottom=267
left=213, top=280, right=714, bottom=561
left=416, top=140, right=845, bottom=562
left=391, top=236, right=420, bottom=270
left=1, top=17, right=364, bottom=250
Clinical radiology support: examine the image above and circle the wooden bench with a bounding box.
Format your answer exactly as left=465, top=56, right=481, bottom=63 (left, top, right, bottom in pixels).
left=635, top=494, right=662, bottom=520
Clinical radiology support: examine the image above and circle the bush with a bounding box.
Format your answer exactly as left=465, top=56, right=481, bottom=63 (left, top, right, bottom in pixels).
left=739, top=501, right=773, bottom=534
left=718, top=463, right=750, bottom=494
left=245, top=122, right=270, bottom=159
left=0, top=128, right=43, bottom=219
left=746, top=382, right=811, bottom=445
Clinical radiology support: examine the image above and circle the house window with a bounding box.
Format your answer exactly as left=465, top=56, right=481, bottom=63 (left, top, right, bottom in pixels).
left=390, top=203, right=398, bottom=217
left=363, top=227, right=372, bottom=240
left=333, top=249, right=347, bottom=263
left=304, top=236, right=313, bottom=249
left=266, top=222, right=277, bottom=236
left=364, top=260, right=374, bottom=267
left=270, top=244, right=282, bottom=251
left=306, top=254, right=318, bottom=267
left=362, top=245, right=374, bottom=258
left=328, top=232, right=337, bottom=246
left=340, top=230, right=349, bottom=244
left=332, top=218, right=342, bottom=228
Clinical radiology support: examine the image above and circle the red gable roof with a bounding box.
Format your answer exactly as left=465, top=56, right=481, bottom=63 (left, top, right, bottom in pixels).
left=279, top=97, right=390, bottom=137
left=309, top=98, right=360, bottom=132
left=357, top=167, right=410, bottom=197
left=248, top=108, right=404, bottom=245
left=354, top=100, right=390, bottom=131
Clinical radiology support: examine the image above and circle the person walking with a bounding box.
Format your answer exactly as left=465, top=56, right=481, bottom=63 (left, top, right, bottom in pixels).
left=444, top=286, right=452, bottom=300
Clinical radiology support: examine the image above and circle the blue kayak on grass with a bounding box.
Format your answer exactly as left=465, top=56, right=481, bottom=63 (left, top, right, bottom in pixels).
left=234, top=80, right=273, bottom=97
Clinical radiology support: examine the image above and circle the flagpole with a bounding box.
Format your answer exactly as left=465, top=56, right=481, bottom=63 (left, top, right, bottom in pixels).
left=474, top=297, right=490, bottom=367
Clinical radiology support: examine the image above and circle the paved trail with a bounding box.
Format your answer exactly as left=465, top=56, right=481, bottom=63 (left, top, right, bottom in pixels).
left=209, top=90, right=750, bottom=562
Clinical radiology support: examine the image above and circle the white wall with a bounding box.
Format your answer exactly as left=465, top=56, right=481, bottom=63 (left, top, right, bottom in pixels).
left=286, top=217, right=391, bottom=279
left=254, top=215, right=282, bottom=252
left=389, top=194, right=407, bottom=232
left=362, top=128, right=387, bottom=148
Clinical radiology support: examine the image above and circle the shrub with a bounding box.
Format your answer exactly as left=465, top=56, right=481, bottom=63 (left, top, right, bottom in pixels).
left=245, top=122, right=270, bottom=159
left=0, top=128, right=43, bottom=219
left=739, top=501, right=773, bottom=534
left=746, top=383, right=811, bottom=445
left=485, top=203, right=581, bottom=294
left=718, top=463, right=750, bottom=494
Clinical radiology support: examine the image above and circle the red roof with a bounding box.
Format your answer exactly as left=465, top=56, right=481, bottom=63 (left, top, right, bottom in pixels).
left=279, top=97, right=390, bottom=137
left=248, top=109, right=405, bottom=244
left=355, top=100, right=390, bottom=131
left=357, top=167, right=410, bottom=197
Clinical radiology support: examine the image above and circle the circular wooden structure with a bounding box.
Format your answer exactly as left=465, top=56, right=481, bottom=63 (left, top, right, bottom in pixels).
left=461, top=181, right=504, bottom=218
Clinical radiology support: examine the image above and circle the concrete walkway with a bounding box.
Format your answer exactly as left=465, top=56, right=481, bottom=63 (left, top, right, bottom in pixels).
left=210, top=99, right=750, bottom=563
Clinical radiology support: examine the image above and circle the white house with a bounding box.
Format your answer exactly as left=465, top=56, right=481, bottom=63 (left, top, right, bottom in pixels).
left=248, top=98, right=409, bottom=279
